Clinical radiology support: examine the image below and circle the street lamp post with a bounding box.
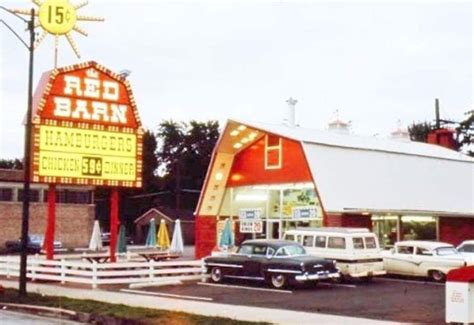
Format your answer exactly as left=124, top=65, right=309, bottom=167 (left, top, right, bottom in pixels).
left=0, top=6, right=35, bottom=297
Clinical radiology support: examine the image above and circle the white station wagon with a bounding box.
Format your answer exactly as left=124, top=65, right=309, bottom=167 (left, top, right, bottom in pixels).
left=382, top=241, right=467, bottom=282
left=284, top=228, right=386, bottom=280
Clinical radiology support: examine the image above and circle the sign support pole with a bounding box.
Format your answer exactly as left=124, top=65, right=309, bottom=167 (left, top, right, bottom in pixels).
left=109, top=188, right=119, bottom=262
left=44, top=184, right=56, bottom=260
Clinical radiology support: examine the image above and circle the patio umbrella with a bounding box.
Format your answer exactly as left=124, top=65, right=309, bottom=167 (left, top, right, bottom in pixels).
left=157, top=219, right=170, bottom=250
left=219, top=218, right=234, bottom=249
left=170, top=219, right=184, bottom=254
left=145, top=218, right=157, bottom=247
left=88, top=220, right=103, bottom=251
left=116, top=224, right=127, bottom=253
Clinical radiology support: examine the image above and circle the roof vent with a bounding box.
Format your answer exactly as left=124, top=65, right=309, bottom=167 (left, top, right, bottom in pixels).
left=284, top=97, right=297, bottom=127
left=328, top=110, right=350, bottom=134
left=390, top=120, right=410, bottom=141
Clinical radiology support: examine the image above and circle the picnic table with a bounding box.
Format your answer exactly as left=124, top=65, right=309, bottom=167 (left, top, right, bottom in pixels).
left=135, top=250, right=181, bottom=262
left=84, top=254, right=110, bottom=264
left=77, top=252, right=111, bottom=264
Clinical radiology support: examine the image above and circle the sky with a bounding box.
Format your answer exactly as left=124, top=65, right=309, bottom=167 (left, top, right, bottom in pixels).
left=0, top=0, right=472, bottom=159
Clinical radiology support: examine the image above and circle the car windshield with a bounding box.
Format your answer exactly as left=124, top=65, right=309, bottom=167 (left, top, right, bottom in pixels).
left=276, top=245, right=306, bottom=257
left=436, top=247, right=459, bottom=256
left=29, top=235, right=43, bottom=243
left=458, top=244, right=474, bottom=253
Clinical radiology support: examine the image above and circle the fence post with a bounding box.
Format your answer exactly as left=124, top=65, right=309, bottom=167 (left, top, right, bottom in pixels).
left=5, top=256, right=11, bottom=279
left=31, top=256, right=37, bottom=282
left=149, top=260, right=154, bottom=280
left=60, top=259, right=66, bottom=284
left=92, top=261, right=98, bottom=289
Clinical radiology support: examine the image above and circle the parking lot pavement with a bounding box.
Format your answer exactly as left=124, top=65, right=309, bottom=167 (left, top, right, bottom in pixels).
left=127, top=277, right=445, bottom=323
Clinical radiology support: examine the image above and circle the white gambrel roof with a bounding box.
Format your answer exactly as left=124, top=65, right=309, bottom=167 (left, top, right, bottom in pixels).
left=230, top=119, right=474, bottom=216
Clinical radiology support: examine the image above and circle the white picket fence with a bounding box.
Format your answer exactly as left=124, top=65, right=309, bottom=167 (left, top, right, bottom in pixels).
left=0, top=256, right=204, bottom=289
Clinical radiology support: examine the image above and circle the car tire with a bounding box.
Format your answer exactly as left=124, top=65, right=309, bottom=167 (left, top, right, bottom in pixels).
left=429, top=270, right=445, bottom=282
left=210, top=267, right=223, bottom=283
left=270, top=274, right=287, bottom=289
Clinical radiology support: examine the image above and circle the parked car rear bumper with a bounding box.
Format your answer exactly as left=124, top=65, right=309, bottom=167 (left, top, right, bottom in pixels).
left=295, top=271, right=340, bottom=281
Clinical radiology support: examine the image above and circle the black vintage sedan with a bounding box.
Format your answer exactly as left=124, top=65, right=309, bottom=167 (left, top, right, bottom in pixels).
left=203, top=239, right=340, bottom=288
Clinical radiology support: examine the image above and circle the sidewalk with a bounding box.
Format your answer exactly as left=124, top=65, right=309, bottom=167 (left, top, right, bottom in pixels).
left=0, top=280, right=400, bottom=325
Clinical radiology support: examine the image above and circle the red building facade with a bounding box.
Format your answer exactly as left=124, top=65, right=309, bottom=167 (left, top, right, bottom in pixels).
left=195, top=120, right=474, bottom=258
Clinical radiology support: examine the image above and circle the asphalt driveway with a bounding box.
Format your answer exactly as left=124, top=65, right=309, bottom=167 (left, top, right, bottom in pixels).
left=121, top=277, right=445, bottom=323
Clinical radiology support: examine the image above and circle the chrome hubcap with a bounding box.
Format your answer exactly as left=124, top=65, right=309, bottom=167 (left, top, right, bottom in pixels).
left=211, top=268, right=222, bottom=282
left=272, top=274, right=285, bottom=287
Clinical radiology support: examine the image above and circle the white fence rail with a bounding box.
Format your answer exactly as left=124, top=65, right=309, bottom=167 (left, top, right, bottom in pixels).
left=0, top=256, right=204, bottom=288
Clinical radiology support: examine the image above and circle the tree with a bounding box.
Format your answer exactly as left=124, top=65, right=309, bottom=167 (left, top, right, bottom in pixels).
left=455, top=111, right=474, bottom=156
left=141, top=130, right=159, bottom=192
left=0, top=158, right=23, bottom=169
left=408, top=122, right=433, bottom=143
left=156, top=120, right=220, bottom=209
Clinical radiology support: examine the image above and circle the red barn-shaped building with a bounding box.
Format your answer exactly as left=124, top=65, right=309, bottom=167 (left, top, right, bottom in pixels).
left=194, top=120, right=474, bottom=258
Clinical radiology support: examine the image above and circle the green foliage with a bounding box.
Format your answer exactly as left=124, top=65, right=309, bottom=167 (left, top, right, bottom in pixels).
left=142, top=129, right=160, bottom=192
left=0, top=158, right=23, bottom=169
left=455, top=111, right=474, bottom=156
left=156, top=120, right=220, bottom=209
left=0, top=288, right=264, bottom=324
left=408, top=122, right=433, bottom=143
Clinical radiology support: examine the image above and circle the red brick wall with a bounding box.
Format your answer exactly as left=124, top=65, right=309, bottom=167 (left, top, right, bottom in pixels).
left=326, top=214, right=372, bottom=230
left=439, top=217, right=474, bottom=246
left=427, top=129, right=457, bottom=150
left=0, top=202, right=94, bottom=248
left=195, top=216, right=217, bottom=259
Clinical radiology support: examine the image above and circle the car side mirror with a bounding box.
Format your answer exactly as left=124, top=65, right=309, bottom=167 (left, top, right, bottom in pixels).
left=266, top=252, right=273, bottom=259
left=390, top=248, right=395, bottom=254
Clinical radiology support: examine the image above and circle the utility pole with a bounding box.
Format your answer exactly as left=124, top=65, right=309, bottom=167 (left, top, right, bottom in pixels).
left=19, top=8, right=35, bottom=297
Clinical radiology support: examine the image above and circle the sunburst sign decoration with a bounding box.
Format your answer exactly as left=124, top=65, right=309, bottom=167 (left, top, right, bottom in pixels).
left=12, top=0, right=104, bottom=60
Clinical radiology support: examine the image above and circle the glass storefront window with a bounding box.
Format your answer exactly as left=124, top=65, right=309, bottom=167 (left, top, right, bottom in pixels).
left=373, top=215, right=438, bottom=248
left=372, top=216, right=398, bottom=248
left=401, top=216, right=436, bottom=241
left=218, top=182, right=323, bottom=241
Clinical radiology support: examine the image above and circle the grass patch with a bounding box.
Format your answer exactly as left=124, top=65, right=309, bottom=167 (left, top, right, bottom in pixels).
left=0, top=288, right=267, bottom=324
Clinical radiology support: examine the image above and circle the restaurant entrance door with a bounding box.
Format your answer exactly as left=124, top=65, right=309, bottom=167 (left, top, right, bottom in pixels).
left=266, top=220, right=281, bottom=239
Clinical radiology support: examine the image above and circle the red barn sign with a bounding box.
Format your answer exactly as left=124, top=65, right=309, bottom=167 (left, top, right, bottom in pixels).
left=31, top=61, right=143, bottom=187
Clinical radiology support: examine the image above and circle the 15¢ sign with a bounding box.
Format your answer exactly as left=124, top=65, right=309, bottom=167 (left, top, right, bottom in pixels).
left=39, top=0, right=77, bottom=35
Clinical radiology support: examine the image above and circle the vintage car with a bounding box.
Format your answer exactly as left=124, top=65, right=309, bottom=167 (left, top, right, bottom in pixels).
left=382, top=240, right=467, bottom=282
left=284, top=228, right=386, bottom=280
left=4, top=234, right=62, bottom=254
left=457, top=240, right=474, bottom=262
left=5, top=236, right=41, bottom=254
left=203, top=239, right=340, bottom=288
